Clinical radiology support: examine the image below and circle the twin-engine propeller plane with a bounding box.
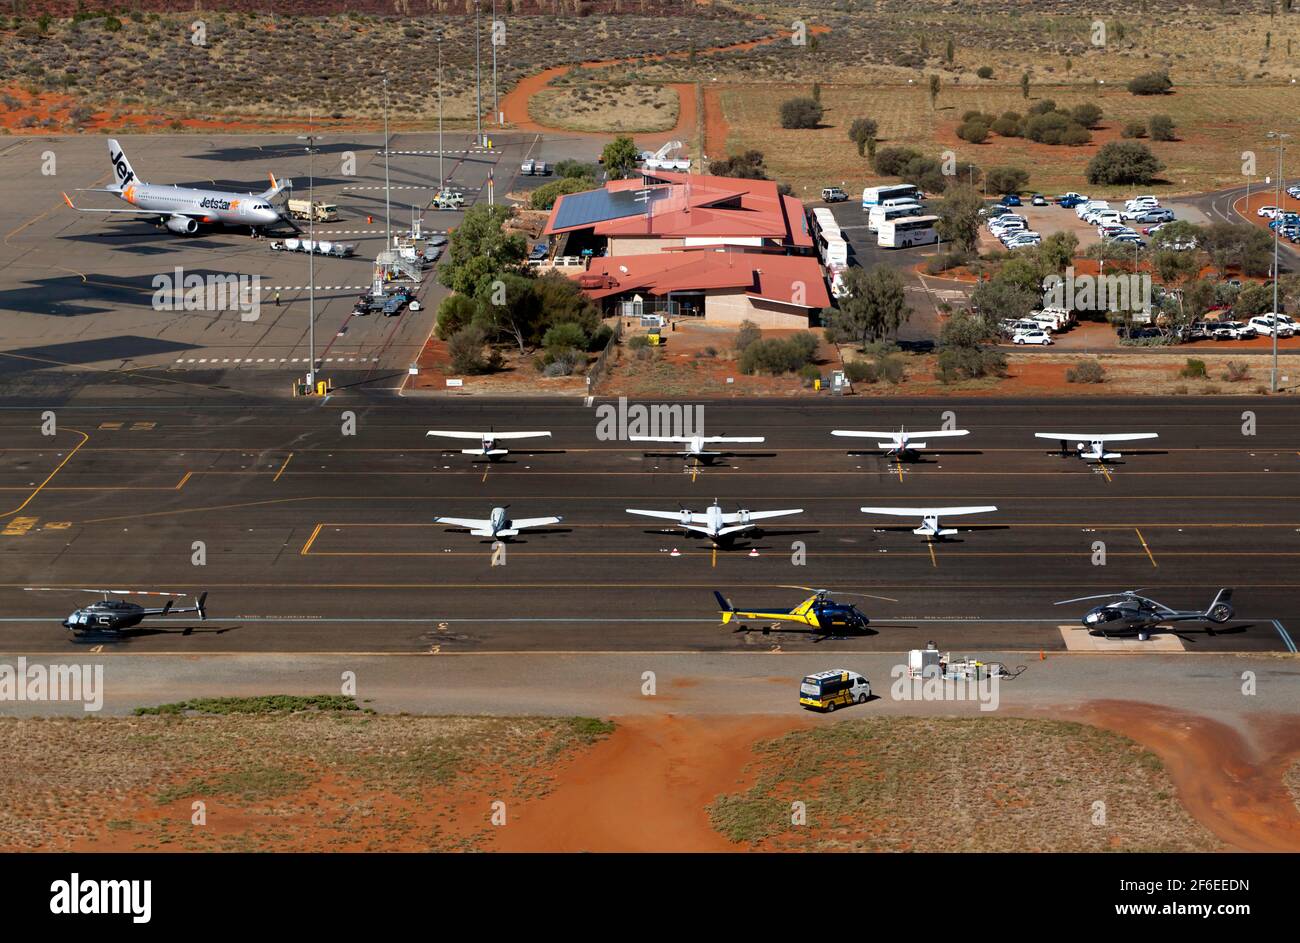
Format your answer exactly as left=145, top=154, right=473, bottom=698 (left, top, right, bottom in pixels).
left=832, top=426, right=970, bottom=460
left=628, top=434, right=765, bottom=463
left=25, top=588, right=208, bottom=636
left=626, top=500, right=801, bottom=544
left=1057, top=588, right=1234, bottom=641
left=859, top=505, right=998, bottom=539
left=434, top=506, right=562, bottom=539
left=1034, top=431, right=1158, bottom=462
left=714, top=587, right=896, bottom=636
left=426, top=429, right=552, bottom=461
left=63, top=139, right=288, bottom=236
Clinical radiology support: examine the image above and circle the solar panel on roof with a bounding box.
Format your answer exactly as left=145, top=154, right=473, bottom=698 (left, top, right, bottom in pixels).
left=551, top=186, right=672, bottom=231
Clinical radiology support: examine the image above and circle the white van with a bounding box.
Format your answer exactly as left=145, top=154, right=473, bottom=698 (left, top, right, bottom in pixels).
left=799, top=669, right=872, bottom=711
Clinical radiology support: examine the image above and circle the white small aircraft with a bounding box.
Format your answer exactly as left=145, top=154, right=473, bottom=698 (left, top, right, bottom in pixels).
left=1034, top=432, right=1158, bottom=462
left=859, top=505, right=998, bottom=539
left=426, top=429, right=551, bottom=460
left=832, top=426, right=970, bottom=459
left=626, top=500, right=802, bottom=543
left=434, top=506, right=562, bottom=539
left=628, top=434, right=764, bottom=462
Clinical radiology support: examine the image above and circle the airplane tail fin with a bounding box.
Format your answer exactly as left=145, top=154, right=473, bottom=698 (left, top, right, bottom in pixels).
left=1205, top=588, right=1233, bottom=624
left=261, top=172, right=291, bottom=201
left=714, top=591, right=734, bottom=624
left=161, top=600, right=173, bottom=616
left=196, top=592, right=208, bottom=622
left=106, top=138, right=139, bottom=191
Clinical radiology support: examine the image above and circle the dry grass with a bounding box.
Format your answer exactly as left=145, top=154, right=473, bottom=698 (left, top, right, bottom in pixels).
left=709, top=716, right=1224, bottom=851
left=0, top=712, right=613, bottom=852
left=530, top=82, right=678, bottom=133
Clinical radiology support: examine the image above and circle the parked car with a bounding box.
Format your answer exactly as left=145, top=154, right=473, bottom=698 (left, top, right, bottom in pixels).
left=1031, top=193, right=1048, bottom=206
left=1013, top=330, right=1053, bottom=346
left=1057, top=192, right=1088, bottom=207
left=821, top=186, right=848, bottom=202
left=1258, top=205, right=1282, bottom=218
left=528, top=240, right=550, bottom=261
left=1000, top=193, right=1022, bottom=206
left=1248, top=315, right=1295, bottom=337
left=1212, top=321, right=1256, bottom=340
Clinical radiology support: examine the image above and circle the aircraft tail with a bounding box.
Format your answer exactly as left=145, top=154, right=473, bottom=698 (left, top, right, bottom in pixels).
left=1205, top=588, right=1233, bottom=624
left=714, top=591, right=735, bottom=624
left=261, top=171, right=291, bottom=201
left=161, top=600, right=173, bottom=616
left=196, top=592, right=208, bottom=621
left=106, top=138, right=140, bottom=192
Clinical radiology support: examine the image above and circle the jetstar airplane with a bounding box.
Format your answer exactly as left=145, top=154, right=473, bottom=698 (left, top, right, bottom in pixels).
left=434, top=506, right=562, bottom=539
left=832, top=426, right=970, bottom=459
left=1034, top=431, right=1158, bottom=462
left=62, top=138, right=288, bottom=236
left=628, top=434, right=764, bottom=463
left=426, top=429, right=551, bottom=460
left=626, top=500, right=801, bottom=544
left=859, top=505, right=998, bottom=539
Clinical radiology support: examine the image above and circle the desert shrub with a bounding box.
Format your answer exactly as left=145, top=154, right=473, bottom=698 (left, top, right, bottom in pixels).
left=1121, top=120, right=1147, bottom=139
left=976, top=66, right=994, bottom=79
left=1065, top=359, right=1106, bottom=383
left=448, top=325, right=497, bottom=375
left=734, top=319, right=762, bottom=352
left=843, top=359, right=879, bottom=383
left=873, top=146, right=923, bottom=177
left=530, top=176, right=595, bottom=210
left=779, top=97, right=823, bottom=129
left=1222, top=360, right=1250, bottom=382
left=926, top=250, right=970, bottom=274
left=956, top=119, right=989, bottom=144
left=739, top=333, right=819, bottom=375
left=1180, top=358, right=1207, bottom=379
left=936, top=346, right=1006, bottom=382
left=627, top=333, right=651, bottom=350
left=587, top=324, right=614, bottom=351
left=799, top=363, right=821, bottom=386
left=1128, top=71, right=1173, bottom=95
left=1148, top=114, right=1177, bottom=141
left=1086, top=142, right=1164, bottom=185
left=1071, top=103, right=1103, bottom=128
left=542, top=322, right=588, bottom=351
left=991, top=116, right=1022, bottom=137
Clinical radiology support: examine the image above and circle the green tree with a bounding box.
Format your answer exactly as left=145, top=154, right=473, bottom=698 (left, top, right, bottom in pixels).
left=847, top=117, right=879, bottom=157
left=928, top=74, right=940, bottom=109
left=945, top=38, right=955, bottom=64
left=438, top=204, right=526, bottom=293
left=934, top=184, right=983, bottom=253
left=984, top=166, right=1030, bottom=195
left=1127, top=71, right=1173, bottom=95
left=529, top=175, right=596, bottom=210
left=832, top=264, right=911, bottom=349
left=1148, top=114, right=1176, bottom=141
left=1085, top=141, right=1165, bottom=185
left=1020, top=72, right=1030, bottom=99
left=601, top=135, right=640, bottom=179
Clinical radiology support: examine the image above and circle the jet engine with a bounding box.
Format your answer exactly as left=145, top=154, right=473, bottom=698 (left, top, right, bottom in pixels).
left=165, top=216, right=199, bottom=235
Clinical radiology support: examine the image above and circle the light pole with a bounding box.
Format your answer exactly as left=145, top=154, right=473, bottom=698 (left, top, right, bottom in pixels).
left=1266, top=131, right=1291, bottom=392
left=297, top=130, right=319, bottom=388
left=474, top=0, right=483, bottom=146
left=383, top=74, right=392, bottom=253
left=491, top=0, right=498, bottom=125
left=437, top=33, right=444, bottom=190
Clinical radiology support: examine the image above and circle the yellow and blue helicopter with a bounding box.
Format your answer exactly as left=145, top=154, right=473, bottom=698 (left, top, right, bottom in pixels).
left=714, top=586, right=895, bottom=637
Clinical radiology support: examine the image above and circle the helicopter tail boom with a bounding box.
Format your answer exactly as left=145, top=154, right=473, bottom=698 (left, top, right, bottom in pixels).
left=1202, top=588, right=1233, bottom=624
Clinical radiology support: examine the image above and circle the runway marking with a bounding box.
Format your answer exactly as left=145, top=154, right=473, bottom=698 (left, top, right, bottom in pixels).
left=0, top=429, right=89, bottom=520
left=273, top=453, right=294, bottom=482
left=1272, top=620, right=1298, bottom=653
left=1, top=516, right=37, bottom=536
left=175, top=472, right=192, bottom=490
left=1099, top=464, right=1113, bottom=483
left=300, top=523, right=324, bottom=556
left=9, top=581, right=1300, bottom=590
left=1135, top=527, right=1158, bottom=568
left=927, top=541, right=937, bottom=568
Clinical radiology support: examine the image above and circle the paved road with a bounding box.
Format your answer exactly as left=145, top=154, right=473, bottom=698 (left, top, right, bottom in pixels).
left=0, top=397, right=1296, bottom=655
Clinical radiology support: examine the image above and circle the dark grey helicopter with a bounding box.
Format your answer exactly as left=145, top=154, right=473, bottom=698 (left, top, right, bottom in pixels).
left=1056, top=588, right=1233, bottom=641
left=26, top=588, right=208, bottom=636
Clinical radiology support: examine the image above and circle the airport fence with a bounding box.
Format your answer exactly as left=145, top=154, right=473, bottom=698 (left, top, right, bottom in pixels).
left=586, top=318, right=624, bottom=394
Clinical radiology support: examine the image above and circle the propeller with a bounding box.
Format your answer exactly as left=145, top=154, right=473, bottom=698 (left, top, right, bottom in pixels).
left=25, top=587, right=181, bottom=597
left=779, top=585, right=899, bottom=603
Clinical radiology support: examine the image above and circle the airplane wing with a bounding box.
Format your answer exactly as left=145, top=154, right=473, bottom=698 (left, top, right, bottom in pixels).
left=61, top=192, right=158, bottom=215
left=860, top=506, right=997, bottom=517
left=905, top=429, right=970, bottom=439
left=427, top=431, right=490, bottom=440
left=627, top=436, right=690, bottom=443
left=714, top=524, right=756, bottom=537
left=488, top=431, right=551, bottom=441
left=509, top=516, right=562, bottom=530
left=434, top=516, right=492, bottom=529
left=721, top=508, right=803, bottom=523
left=1034, top=432, right=1158, bottom=442
left=626, top=509, right=690, bottom=522
left=702, top=436, right=765, bottom=444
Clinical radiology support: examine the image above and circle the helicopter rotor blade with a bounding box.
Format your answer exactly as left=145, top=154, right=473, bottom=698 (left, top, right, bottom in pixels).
left=778, top=584, right=899, bottom=603
left=24, top=587, right=182, bottom=597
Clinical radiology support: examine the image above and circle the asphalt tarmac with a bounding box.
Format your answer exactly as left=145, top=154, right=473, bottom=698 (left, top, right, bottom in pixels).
left=0, top=397, right=1296, bottom=655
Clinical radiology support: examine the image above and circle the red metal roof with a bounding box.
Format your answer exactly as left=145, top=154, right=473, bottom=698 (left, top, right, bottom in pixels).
left=545, top=170, right=812, bottom=248
left=576, top=248, right=831, bottom=309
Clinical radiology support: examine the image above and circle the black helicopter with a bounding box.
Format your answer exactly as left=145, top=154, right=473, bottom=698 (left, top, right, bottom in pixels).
left=26, top=588, right=208, bottom=636
left=1056, top=588, right=1233, bottom=641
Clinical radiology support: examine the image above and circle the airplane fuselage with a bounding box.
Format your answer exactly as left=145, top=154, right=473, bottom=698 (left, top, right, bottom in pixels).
left=121, top=182, right=281, bottom=228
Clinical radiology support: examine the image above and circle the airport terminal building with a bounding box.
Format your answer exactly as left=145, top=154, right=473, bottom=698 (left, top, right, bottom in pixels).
left=542, top=170, right=830, bottom=328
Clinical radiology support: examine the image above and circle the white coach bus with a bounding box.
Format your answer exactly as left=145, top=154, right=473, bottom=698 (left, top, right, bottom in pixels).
left=861, top=183, right=923, bottom=209
left=877, top=214, right=940, bottom=249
